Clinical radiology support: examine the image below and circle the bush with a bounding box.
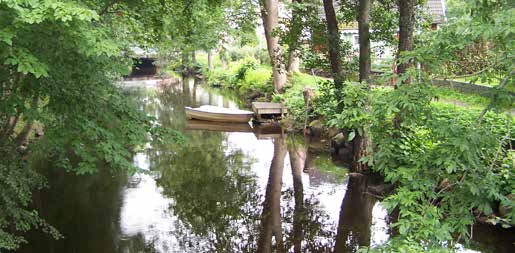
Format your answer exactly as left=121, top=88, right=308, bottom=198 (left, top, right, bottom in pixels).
left=227, top=46, right=260, bottom=62
left=240, top=67, right=272, bottom=93
left=233, top=60, right=257, bottom=82
left=254, top=48, right=270, bottom=65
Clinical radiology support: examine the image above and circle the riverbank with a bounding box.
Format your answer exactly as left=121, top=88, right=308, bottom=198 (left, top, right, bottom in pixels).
left=17, top=76, right=392, bottom=252
left=190, top=55, right=515, bottom=252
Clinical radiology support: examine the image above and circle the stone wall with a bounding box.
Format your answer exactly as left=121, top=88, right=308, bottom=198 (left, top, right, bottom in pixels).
left=431, top=79, right=514, bottom=97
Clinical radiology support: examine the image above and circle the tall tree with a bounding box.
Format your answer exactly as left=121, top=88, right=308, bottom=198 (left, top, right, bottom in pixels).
left=259, top=0, right=288, bottom=92
left=358, top=0, right=372, bottom=82
left=396, top=0, right=416, bottom=82
left=322, top=0, right=345, bottom=91
left=352, top=0, right=373, bottom=173
left=286, top=0, right=303, bottom=73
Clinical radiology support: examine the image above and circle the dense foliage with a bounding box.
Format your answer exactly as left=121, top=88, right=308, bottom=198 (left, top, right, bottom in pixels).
left=202, top=0, right=513, bottom=251
left=1, top=0, right=513, bottom=251
left=0, top=0, right=179, bottom=249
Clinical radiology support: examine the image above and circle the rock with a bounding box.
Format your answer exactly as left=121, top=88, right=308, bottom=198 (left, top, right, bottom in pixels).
left=368, top=184, right=395, bottom=196
left=16, top=144, right=28, bottom=155
left=34, top=126, right=44, bottom=138
left=327, top=127, right=340, bottom=138
left=247, top=91, right=263, bottom=100
left=308, top=119, right=324, bottom=137
left=348, top=172, right=364, bottom=178
left=331, top=133, right=346, bottom=148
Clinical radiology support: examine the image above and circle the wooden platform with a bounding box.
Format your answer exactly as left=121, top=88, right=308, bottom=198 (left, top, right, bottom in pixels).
left=251, top=102, right=286, bottom=122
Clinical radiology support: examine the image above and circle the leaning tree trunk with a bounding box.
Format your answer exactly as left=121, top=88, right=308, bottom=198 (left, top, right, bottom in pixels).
left=352, top=0, right=373, bottom=173
left=286, top=0, right=303, bottom=73
left=322, top=0, right=345, bottom=91
left=260, top=0, right=287, bottom=93
left=396, top=0, right=416, bottom=83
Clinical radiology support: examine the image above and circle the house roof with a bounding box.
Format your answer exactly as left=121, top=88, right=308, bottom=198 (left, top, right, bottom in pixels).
left=336, top=0, right=447, bottom=31
left=424, top=0, right=447, bottom=24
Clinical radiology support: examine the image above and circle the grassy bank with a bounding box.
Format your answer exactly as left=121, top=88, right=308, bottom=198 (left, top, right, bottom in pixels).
left=197, top=54, right=511, bottom=131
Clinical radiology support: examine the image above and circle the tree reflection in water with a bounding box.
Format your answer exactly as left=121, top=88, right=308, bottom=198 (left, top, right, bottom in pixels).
left=257, top=138, right=287, bottom=252
left=334, top=175, right=377, bottom=253
left=257, top=137, right=339, bottom=253
left=128, top=82, right=381, bottom=252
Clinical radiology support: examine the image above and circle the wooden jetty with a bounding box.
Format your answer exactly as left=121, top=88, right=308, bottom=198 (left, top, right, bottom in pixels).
left=253, top=123, right=285, bottom=139
left=251, top=102, right=286, bottom=122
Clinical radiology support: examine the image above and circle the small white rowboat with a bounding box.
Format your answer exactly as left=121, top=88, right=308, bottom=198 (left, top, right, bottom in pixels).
left=185, top=105, right=254, bottom=123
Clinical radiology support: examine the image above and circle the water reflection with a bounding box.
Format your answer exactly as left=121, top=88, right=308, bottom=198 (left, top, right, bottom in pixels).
left=257, top=138, right=287, bottom=252
left=16, top=78, right=391, bottom=253
left=334, top=176, right=376, bottom=252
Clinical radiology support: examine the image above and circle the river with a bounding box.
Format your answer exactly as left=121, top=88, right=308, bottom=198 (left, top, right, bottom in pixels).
left=15, top=77, right=512, bottom=253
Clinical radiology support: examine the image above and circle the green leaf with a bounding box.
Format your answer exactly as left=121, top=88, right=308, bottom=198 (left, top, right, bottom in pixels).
left=348, top=131, right=356, bottom=141
left=0, top=29, right=14, bottom=46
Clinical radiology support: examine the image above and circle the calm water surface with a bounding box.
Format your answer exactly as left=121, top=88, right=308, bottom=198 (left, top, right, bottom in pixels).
left=16, top=78, right=510, bottom=253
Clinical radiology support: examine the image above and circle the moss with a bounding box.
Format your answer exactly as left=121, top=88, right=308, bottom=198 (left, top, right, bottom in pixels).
left=314, top=154, right=348, bottom=181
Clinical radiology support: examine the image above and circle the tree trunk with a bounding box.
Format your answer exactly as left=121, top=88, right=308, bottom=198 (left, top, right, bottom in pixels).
left=257, top=138, right=287, bottom=253
left=191, top=51, right=196, bottom=64
left=219, top=45, right=228, bottom=68
left=260, top=0, right=287, bottom=93
left=286, top=0, right=303, bottom=73
left=181, top=51, right=190, bottom=72
left=353, top=0, right=373, bottom=173
left=322, top=0, right=345, bottom=91
left=393, top=0, right=417, bottom=129
left=396, top=0, right=416, bottom=84
left=287, top=53, right=300, bottom=73
left=358, top=0, right=372, bottom=82
left=207, top=50, right=214, bottom=71
left=352, top=132, right=371, bottom=172
left=2, top=110, right=21, bottom=140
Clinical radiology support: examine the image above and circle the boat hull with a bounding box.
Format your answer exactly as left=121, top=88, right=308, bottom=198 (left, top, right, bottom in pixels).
left=185, top=107, right=253, bottom=123
left=186, top=120, right=253, bottom=132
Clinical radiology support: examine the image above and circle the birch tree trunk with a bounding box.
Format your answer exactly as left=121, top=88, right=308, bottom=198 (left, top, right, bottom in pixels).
left=260, top=0, right=287, bottom=92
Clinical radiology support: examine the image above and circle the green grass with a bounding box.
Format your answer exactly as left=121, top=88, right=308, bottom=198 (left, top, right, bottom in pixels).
left=432, top=86, right=490, bottom=109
